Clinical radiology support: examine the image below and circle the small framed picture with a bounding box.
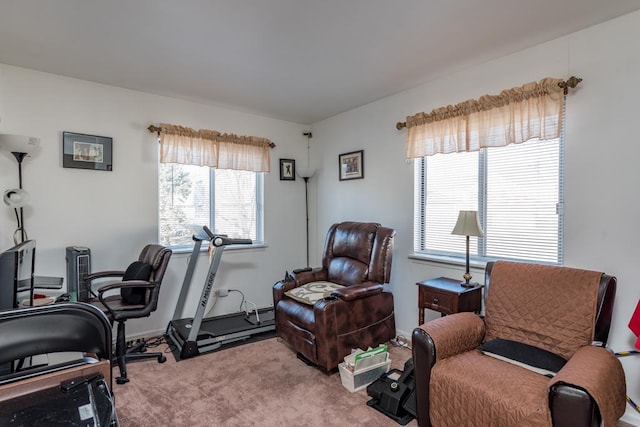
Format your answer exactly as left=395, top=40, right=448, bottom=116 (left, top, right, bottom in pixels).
left=339, top=150, right=364, bottom=181
left=63, top=132, right=113, bottom=171
left=280, top=158, right=296, bottom=181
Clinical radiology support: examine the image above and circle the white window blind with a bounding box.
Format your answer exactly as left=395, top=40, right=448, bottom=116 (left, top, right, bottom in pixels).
left=484, top=139, right=562, bottom=262
left=214, top=169, right=260, bottom=242
left=414, top=137, right=563, bottom=264
left=415, top=151, right=479, bottom=255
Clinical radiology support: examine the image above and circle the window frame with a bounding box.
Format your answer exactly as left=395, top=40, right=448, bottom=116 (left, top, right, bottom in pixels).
left=413, top=136, right=564, bottom=266
left=158, top=163, right=265, bottom=251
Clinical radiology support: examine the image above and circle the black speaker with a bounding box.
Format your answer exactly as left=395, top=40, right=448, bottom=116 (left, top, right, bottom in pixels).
left=65, top=246, right=91, bottom=302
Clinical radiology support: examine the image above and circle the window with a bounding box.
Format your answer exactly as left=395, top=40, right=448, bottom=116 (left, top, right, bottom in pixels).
left=414, top=137, right=563, bottom=264
left=159, top=163, right=263, bottom=248
left=407, top=78, right=571, bottom=265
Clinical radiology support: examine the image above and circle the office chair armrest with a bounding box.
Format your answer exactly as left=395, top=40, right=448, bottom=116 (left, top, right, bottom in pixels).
left=85, top=270, right=126, bottom=281
left=97, top=281, right=159, bottom=320
left=96, top=280, right=158, bottom=294
left=84, top=270, right=126, bottom=297
left=331, top=283, right=382, bottom=301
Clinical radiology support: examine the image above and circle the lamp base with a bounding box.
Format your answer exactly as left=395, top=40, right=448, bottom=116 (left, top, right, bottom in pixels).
left=460, top=281, right=477, bottom=288
left=460, top=272, right=476, bottom=288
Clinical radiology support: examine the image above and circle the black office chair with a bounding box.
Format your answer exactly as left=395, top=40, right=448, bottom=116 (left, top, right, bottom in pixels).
left=86, top=244, right=172, bottom=384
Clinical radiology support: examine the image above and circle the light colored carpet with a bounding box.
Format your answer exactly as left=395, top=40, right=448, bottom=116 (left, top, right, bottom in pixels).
left=112, top=337, right=635, bottom=427
left=113, top=337, right=415, bottom=426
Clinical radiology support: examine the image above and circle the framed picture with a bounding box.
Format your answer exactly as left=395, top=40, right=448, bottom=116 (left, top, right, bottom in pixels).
left=63, top=132, right=113, bottom=171
left=339, top=150, right=364, bottom=181
left=280, top=158, right=296, bottom=180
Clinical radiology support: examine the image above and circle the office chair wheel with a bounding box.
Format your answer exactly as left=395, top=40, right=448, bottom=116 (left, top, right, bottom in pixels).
left=158, top=354, right=167, bottom=363
left=116, top=376, right=130, bottom=385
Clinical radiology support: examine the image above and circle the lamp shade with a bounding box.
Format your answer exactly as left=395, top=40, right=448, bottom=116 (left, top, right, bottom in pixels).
left=0, top=134, right=40, bottom=154
left=297, top=167, right=316, bottom=179
left=3, top=188, right=30, bottom=208
left=451, top=210, right=484, bottom=237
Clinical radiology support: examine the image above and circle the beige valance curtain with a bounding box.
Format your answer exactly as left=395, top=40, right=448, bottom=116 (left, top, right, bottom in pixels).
left=403, top=78, right=568, bottom=159
left=156, top=123, right=273, bottom=172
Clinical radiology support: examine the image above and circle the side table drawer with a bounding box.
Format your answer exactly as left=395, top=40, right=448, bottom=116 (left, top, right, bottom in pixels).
left=417, top=277, right=483, bottom=323
left=420, top=289, right=455, bottom=314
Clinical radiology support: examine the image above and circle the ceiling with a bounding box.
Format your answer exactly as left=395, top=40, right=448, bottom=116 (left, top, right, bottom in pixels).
left=1, top=1, right=639, bottom=125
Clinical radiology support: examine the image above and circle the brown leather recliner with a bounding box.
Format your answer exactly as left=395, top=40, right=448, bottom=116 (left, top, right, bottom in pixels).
left=273, top=221, right=396, bottom=373
left=412, top=261, right=626, bottom=427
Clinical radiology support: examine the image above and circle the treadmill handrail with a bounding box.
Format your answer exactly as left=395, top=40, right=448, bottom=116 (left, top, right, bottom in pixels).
left=192, top=229, right=211, bottom=242
left=199, top=226, right=252, bottom=247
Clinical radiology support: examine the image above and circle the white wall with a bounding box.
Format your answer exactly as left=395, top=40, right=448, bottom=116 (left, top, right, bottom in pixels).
left=0, top=64, right=311, bottom=337
left=310, top=10, right=640, bottom=423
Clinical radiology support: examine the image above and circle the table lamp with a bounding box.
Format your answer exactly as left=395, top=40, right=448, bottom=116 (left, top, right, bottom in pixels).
left=451, top=210, right=484, bottom=287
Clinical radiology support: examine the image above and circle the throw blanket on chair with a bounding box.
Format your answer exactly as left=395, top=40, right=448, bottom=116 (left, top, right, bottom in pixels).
left=485, top=261, right=600, bottom=359
left=484, top=261, right=625, bottom=427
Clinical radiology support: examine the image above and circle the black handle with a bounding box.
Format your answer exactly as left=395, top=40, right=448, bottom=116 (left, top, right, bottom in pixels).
left=199, top=226, right=252, bottom=246
left=203, top=225, right=216, bottom=239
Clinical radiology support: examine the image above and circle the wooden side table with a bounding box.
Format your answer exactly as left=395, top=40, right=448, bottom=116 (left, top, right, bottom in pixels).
left=416, top=277, right=483, bottom=324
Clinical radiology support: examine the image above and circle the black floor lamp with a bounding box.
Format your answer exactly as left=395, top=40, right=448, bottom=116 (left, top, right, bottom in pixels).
left=298, top=132, right=315, bottom=268
left=302, top=175, right=312, bottom=267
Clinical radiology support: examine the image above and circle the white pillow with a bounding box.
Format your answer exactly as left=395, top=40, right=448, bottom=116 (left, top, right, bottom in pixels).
left=285, top=281, right=344, bottom=305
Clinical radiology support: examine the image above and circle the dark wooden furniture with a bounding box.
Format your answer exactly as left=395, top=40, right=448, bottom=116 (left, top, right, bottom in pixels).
left=416, top=277, right=482, bottom=323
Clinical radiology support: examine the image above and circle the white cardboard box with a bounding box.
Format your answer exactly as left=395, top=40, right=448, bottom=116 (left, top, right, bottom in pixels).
left=338, top=357, right=391, bottom=393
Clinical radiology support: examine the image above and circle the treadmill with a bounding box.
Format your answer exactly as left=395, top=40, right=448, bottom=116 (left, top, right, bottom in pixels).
left=165, top=226, right=275, bottom=360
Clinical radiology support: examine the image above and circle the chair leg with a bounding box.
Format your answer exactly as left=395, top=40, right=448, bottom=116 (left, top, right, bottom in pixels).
left=126, top=340, right=146, bottom=355
left=115, top=321, right=129, bottom=384
left=113, top=322, right=167, bottom=384
left=124, top=337, right=167, bottom=364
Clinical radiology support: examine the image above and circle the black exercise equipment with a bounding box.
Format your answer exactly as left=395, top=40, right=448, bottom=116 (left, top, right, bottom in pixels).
left=165, top=226, right=275, bottom=360
left=366, top=358, right=416, bottom=425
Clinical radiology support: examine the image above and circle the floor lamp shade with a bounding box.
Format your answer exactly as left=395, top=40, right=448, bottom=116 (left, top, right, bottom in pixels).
left=3, top=189, right=29, bottom=208
left=0, top=134, right=40, bottom=155
left=297, top=167, right=316, bottom=180
left=0, top=134, right=40, bottom=244
left=451, top=210, right=484, bottom=287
